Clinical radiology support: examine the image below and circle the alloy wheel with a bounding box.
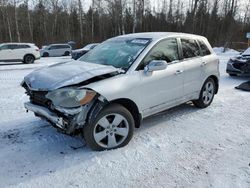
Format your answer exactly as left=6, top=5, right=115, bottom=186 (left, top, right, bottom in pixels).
left=93, top=113, right=129, bottom=149
left=202, top=81, right=215, bottom=105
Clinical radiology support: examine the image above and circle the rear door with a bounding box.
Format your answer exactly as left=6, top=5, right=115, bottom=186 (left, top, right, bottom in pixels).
left=60, top=45, right=71, bottom=56
left=197, top=39, right=218, bottom=79
left=14, top=44, right=30, bottom=60
left=48, top=45, right=60, bottom=56
left=179, top=38, right=203, bottom=97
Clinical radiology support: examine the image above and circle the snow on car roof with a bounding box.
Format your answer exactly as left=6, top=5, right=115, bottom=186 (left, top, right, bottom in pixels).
left=1, top=42, right=35, bottom=46
left=242, top=47, right=250, bottom=56
left=114, top=32, right=207, bottom=41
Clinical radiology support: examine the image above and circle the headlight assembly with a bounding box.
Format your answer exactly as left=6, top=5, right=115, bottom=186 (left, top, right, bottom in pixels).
left=46, top=88, right=96, bottom=108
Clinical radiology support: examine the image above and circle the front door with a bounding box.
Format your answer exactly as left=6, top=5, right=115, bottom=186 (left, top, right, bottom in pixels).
left=0, top=45, right=13, bottom=61
left=137, top=38, right=184, bottom=116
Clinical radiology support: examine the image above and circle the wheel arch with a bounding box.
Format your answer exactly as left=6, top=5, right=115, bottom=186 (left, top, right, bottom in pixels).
left=23, top=53, right=35, bottom=60
left=110, top=98, right=142, bottom=128
left=23, top=54, right=35, bottom=63
left=207, top=75, right=219, bottom=94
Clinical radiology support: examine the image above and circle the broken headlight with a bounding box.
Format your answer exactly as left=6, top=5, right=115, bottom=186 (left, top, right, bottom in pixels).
left=46, top=88, right=96, bottom=108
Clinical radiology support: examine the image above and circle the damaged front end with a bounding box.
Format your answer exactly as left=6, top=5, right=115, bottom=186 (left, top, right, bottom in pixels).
left=21, top=61, right=122, bottom=135
left=22, top=81, right=107, bottom=135
left=227, top=57, right=250, bottom=75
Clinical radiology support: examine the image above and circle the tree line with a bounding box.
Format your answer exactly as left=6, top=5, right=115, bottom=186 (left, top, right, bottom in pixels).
left=0, top=0, right=249, bottom=48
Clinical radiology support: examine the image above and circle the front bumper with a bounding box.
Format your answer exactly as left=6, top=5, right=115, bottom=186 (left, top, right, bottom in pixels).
left=25, top=101, right=93, bottom=134
left=24, top=102, right=66, bottom=130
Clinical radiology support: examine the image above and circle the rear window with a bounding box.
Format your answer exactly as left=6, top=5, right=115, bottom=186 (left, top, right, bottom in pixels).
left=50, top=45, right=70, bottom=50
left=59, top=45, right=70, bottom=49
left=198, top=40, right=211, bottom=56
left=17, top=45, right=30, bottom=49
left=50, top=45, right=59, bottom=50
left=181, top=38, right=201, bottom=59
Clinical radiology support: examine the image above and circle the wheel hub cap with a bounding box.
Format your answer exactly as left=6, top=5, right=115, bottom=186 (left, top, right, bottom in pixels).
left=93, top=113, right=129, bottom=149
left=202, top=81, right=214, bottom=104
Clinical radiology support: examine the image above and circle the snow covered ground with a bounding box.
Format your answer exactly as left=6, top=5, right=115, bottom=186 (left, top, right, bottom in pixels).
left=0, top=52, right=249, bottom=188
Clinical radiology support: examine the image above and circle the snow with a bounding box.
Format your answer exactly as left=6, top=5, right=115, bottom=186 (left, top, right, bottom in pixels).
left=0, top=57, right=71, bottom=71
left=213, top=47, right=240, bottom=55
left=0, top=52, right=250, bottom=188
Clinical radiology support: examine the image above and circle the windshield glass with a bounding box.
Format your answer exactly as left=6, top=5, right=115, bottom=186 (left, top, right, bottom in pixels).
left=78, top=38, right=151, bottom=70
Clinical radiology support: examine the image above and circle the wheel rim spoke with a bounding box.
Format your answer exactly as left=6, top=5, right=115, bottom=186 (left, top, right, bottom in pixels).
left=208, top=93, right=213, bottom=100
left=108, top=134, right=117, bottom=148
left=115, top=128, right=128, bottom=137
left=112, top=114, right=124, bottom=126
left=202, top=81, right=214, bottom=104
left=208, top=84, right=213, bottom=91
left=203, top=91, right=207, bottom=97
left=98, top=117, right=110, bottom=128
left=206, top=83, right=209, bottom=90
left=94, top=130, right=107, bottom=142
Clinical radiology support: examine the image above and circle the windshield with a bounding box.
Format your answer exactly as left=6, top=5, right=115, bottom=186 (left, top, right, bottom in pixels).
left=78, top=38, right=151, bottom=70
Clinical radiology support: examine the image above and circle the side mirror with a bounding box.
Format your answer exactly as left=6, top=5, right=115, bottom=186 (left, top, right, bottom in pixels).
left=144, top=60, right=168, bottom=73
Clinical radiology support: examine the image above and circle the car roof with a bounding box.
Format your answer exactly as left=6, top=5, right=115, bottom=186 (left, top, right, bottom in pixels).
left=50, top=44, right=70, bottom=46
left=1, top=43, right=35, bottom=45
left=114, top=32, right=207, bottom=41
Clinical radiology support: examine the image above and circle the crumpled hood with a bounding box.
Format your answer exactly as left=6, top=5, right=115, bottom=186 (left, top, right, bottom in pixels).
left=24, top=60, right=120, bottom=91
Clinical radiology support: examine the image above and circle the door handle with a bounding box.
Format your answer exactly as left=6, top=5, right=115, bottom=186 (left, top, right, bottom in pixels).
left=175, top=70, right=184, bottom=75
left=201, top=62, right=207, bottom=67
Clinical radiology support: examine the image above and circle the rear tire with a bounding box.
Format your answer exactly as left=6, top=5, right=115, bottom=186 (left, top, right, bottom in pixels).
left=83, top=104, right=134, bottom=151
left=193, top=78, right=216, bottom=108
left=23, top=54, right=35, bottom=64
left=42, top=52, right=49, bottom=57
left=64, top=51, right=70, bottom=56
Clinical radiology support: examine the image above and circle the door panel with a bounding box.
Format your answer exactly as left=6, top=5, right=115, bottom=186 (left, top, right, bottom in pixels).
left=180, top=38, right=203, bottom=97
left=0, top=49, right=12, bottom=60
left=136, top=38, right=184, bottom=116
left=139, top=63, right=184, bottom=115
left=182, top=58, right=202, bottom=96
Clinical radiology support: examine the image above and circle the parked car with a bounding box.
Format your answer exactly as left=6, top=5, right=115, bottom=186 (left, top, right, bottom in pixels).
left=40, top=44, right=72, bottom=57
left=226, top=47, right=250, bottom=76
left=71, top=43, right=99, bottom=60
left=0, top=43, right=40, bottom=64
left=22, top=32, right=220, bottom=151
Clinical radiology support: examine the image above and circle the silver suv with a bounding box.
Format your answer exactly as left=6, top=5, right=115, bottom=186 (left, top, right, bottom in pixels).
left=22, top=32, right=220, bottom=151
left=40, top=44, right=72, bottom=57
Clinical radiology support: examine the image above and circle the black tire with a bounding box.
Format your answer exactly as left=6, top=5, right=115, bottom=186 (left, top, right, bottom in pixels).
left=229, top=74, right=237, bottom=77
left=64, top=51, right=70, bottom=56
left=193, top=78, right=216, bottom=108
left=23, top=54, right=35, bottom=64
left=42, top=52, right=49, bottom=57
left=83, top=104, right=135, bottom=151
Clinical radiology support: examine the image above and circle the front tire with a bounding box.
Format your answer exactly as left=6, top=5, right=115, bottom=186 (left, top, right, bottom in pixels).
left=83, top=104, right=134, bottom=151
left=23, top=54, right=35, bottom=64
left=193, top=78, right=216, bottom=108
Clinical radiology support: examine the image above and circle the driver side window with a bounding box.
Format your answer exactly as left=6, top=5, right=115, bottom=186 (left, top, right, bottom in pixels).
left=138, top=38, right=179, bottom=70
